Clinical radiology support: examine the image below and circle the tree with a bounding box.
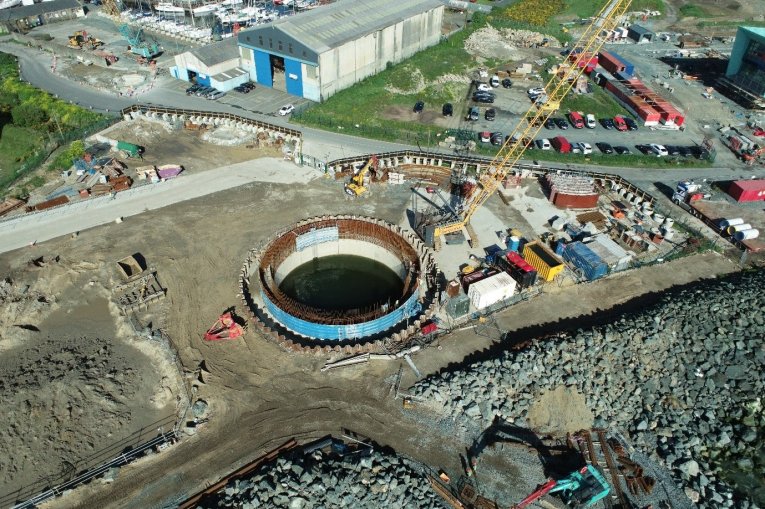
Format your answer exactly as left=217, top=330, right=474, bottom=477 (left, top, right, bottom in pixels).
left=11, top=102, right=48, bottom=128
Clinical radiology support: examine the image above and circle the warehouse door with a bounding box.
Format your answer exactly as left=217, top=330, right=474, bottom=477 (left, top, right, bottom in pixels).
left=270, top=54, right=286, bottom=91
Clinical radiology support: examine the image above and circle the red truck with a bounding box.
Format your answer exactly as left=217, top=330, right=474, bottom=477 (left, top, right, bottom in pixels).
left=551, top=135, right=572, bottom=153
left=613, top=115, right=628, bottom=131
left=568, top=111, right=585, bottom=129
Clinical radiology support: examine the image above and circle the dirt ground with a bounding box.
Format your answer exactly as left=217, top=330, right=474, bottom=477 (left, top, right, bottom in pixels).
left=0, top=170, right=742, bottom=508
left=0, top=258, right=183, bottom=505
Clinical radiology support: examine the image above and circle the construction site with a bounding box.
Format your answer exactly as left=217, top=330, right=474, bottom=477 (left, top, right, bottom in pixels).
left=1, top=0, right=765, bottom=507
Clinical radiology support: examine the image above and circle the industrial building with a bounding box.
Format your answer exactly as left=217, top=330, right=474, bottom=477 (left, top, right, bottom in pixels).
left=236, top=0, right=444, bottom=101
left=0, top=0, right=83, bottom=34
left=719, top=26, right=765, bottom=109
left=170, top=38, right=249, bottom=92
left=627, top=24, right=654, bottom=43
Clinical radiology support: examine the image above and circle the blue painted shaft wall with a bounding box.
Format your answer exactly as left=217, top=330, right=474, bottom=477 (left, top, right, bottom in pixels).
left=284, top=57, right=304, bottom=97
left=254, top=50, right=272, bottom=87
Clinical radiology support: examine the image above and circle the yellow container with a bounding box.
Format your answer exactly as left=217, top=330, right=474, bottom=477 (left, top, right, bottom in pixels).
left=522, top=241, right=564, bottom=281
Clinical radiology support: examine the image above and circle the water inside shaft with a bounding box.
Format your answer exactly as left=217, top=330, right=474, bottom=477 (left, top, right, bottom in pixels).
left=279, top=255, right=404, bottom=311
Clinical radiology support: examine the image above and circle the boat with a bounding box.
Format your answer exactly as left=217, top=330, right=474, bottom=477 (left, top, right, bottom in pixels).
left=155, top=2, right=185, bottom=13
left=192, top=4, right=217, bottom=14
left=0, top=0, right=22, bottom=6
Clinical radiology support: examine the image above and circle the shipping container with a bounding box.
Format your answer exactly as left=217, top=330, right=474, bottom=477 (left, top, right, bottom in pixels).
left=552, top=192, right=599, bottom=209
left=728, top=179, right=765, bottom=202
left=461, top=269, right=499, bottom=293
left=598, top=51, right=626, bottom=75
left=26, top=195, right=69, bottom=212
left=467, top=272, right=517, bottom=310
left=551, top=135, right=572, bottom=153
left=610, top=51, right=634, bottom=76
left=562, top=241, right=608, bottom=281
left=522, top=241, right=564, bottom=281
left=505, top=250, right=538, bottom=288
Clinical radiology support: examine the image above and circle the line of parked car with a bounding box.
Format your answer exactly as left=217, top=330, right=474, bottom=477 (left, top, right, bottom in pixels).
left=541, top=111, right=639, bottom=132
left=185, top=82, right=256, bottom=100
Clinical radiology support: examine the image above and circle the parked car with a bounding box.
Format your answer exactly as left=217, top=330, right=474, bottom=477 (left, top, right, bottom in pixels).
left=677, top=146, right=693, bottom=157
left=554, top=118, right=570, bottom=130
left=624, top=117, right=638, bottom=131
left=600, top=118, right=615, bottom=130
left=544, top=118, right=556, bottom=130
left=278, top=104, right=295, bottom=116
left=208, top=90, right=226, bottom=100
left=186, top=83, right=202, bottom=95
left=476, top=83, right=492, bottom=92
left=596, top=142, right=614, bottom=154
left=578, top=142, right=593, bottom=155
left=664, top=145, right=681, bottom=156
left=241, top=82, right=255, bottom=91
left=467, top=106, right=479, bottom=121
left=195, top=86, right=214, bottom=97
left=479, top=131, right=491, bottom=143
left=536, top=138, right=552, bottom=150
left=636, top=144, right=653, bottom=155
left=413, top=101, right=424, bottom=113
left=568, top=111, right=585, bottom=129
left=614, top=145, right=631, bottom=155
left=473, top=93, right=495, bottom=104
left=502, top=78, right=512, bottom=88
left=689, top=145, right=710, bottom=159
left=528, top=87, right=545, bottom=96
left=613, top=116, right=628, bottom=132
left=233, top=84, right=251, bottom=93
left=442, top=103, right=453, bottom=116
left=490, top=132, right=503, bottom=146
left=586, top=113, right=597, bottom=129
left=485, top=108, right=496, bottom=121
left=649, top=143, right=669, bottom=156
left=490, top=75, right=500, bottom=87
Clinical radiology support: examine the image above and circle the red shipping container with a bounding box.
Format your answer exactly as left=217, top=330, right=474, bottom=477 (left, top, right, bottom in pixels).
left=728, top=180, right=765, bottom=202
left=552, top=192, right=599, bottom=209
left=598, top=51, right=626, bottom=75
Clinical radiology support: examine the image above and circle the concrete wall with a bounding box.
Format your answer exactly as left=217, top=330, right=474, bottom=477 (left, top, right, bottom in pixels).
left=273, top=239, right=408, bottom=286
left=317, top=5, right=443, bottom=101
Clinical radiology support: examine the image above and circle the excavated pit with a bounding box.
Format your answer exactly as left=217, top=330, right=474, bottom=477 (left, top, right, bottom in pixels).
left=239, top=216, right=441, bottom=353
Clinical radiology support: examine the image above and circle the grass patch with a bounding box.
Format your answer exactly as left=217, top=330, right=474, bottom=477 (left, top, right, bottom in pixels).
left=560, top=86, right=627, bottom=118
left=697, top=19, right=765, bottom=28
left=560, top=0, right=664, bottom=20
left=0, top=125, right=44, bottom=191
left=630, top=0, right=665, bottom=13
left=679, top=3, right=708, bottom=17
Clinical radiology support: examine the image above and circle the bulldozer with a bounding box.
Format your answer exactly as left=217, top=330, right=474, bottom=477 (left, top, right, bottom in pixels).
left=68, top=31, right=104, bottom=50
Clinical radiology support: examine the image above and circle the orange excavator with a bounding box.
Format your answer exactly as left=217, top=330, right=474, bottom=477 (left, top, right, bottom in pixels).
left=204, top=313, right=244, bottom=341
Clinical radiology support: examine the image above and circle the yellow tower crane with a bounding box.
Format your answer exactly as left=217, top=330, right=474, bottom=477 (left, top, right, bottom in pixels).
left=429, top=0, right=633, bottom=246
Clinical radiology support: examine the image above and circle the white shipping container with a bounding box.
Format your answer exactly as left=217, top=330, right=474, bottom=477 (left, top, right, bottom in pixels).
left=468, top=272, right=517, bottom=310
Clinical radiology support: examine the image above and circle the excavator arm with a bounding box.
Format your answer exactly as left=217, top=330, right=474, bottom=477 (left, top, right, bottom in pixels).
left=433, top=0, right=633, bottom=240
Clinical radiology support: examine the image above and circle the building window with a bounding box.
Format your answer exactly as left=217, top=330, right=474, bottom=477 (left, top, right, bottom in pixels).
left=302, top=50, right=307, bottom=57
left=306, top=66, right=317, bottom=79
left=258, top=36, right=263, bottom=46
left=278, top=41, right=283, bottom=51
left=288, top=43, right=293, bottom=54
left=269, top=38, right=273, bottom=49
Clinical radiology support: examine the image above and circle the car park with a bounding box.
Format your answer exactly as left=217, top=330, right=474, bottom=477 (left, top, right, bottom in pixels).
left=600, top=118, right=615, bottom=130
left=614, top=145, right=631, bottom=155
left=586, top=113, right=597, bottom=129
left=413, top=101, right=424, bottom=113
left=536, top=138, right=552, bottom=150
left=544, top=118, right=556, bottom=130
left=490, top=132, right=503, bottom=146
left=554, top=118, right=569, bottom=130
left=442, top=103, right=453, bottom=117
left=279, top=104, right=295, bottom=116
left=649, top=143, right=669, bottom=156
left=624, top=117, right=638, bottom=131
left=467, top=106, right=479, bottom=121
left=502, top=78, right=512, bottom=88
left=613, top=116, right=628, bottom=132
left=485, top=108, right=496, bottom=121
left=596, top=142, right=614, bottom=154
left=476, top=83, right=492, bottom=92
left=208, top=90, right=226, bottom=100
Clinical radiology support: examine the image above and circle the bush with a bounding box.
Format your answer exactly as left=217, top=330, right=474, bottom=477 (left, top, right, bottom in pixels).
left=12, top=102, right=48, bottom=128
left=48, top=140, right=85, bottom=172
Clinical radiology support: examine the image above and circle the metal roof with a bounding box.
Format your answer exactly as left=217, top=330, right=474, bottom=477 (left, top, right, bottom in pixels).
left=628, top=24, right=654, bottom=36
left=190, top=37, right=238, bottom=67
left=0, top=0, right=81, bottom=22
left=240, top=0, right=444, bottom=54
left=212, top=66, right=248, bottom=82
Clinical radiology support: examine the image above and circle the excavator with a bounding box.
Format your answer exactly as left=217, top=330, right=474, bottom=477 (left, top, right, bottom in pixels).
left=418, top=0, right=634, bottom=249
left=344, top=155, right=378, bottom=197
left=512, top=466, right=611, bottom=509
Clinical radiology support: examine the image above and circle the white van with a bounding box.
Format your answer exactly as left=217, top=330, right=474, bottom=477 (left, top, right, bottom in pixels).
left=490, top=75, right=500, bottom=88
left=536, top=138, right=552, bottom=150
left=586, top=113, right=597, bottom=129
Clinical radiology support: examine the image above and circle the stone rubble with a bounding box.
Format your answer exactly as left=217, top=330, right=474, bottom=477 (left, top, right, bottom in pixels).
left=412, top=269, right=765, bottom=509
left=199, top=447, right=445, bottom=509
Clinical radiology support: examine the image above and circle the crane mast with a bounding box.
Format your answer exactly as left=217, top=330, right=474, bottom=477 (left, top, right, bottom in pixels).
left=432, top=0, right=633, bottom=241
